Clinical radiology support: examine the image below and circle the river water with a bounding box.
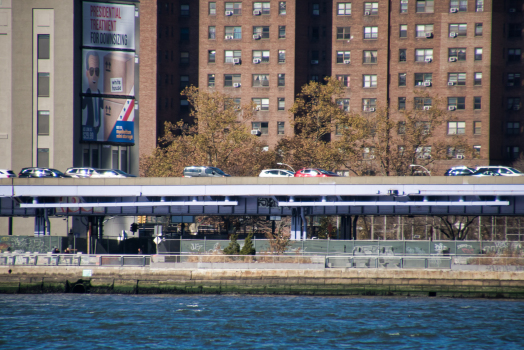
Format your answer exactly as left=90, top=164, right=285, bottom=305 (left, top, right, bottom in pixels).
left=1, top=294, right=523, bottom=349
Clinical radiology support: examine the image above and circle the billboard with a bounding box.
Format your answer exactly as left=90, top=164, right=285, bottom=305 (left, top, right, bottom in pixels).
left=83, top=1, right=136, bottom=50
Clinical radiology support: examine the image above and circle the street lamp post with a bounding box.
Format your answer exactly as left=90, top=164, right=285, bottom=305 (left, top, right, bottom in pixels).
left=409, top=164, right=431, bottom=176
left=277, top=162, right=295, bottom=172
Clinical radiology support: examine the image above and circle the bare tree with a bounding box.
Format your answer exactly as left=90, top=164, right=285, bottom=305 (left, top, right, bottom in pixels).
left=436, top=216, right=479, bottom=240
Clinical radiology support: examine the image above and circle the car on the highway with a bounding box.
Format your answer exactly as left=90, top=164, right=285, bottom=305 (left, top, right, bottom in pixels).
left=183, top=166, right=231, bottom=177
left=64, top=167, right=98, bottom=178
left=18, top=167, right=67, bottom=178
left=444, top=166, right=476, bottom=176
left=91, top=169, right=137, bottom=178
left=258, top=169, right=295, bottom=177
left=0, top=169, right=16, bottom=178
left=294, top=168, right=340, bottom=177
left=473, top=166, right=524, bottom=176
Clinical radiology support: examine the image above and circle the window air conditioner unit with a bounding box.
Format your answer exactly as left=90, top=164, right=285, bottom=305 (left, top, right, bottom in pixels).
left=311, top=60, right=319, bottom=64
left=425, top=32, right=433, bottom=38
left=233, top=83, right=241, bottom=88
left=423, top=81, right=432, bottom=86
left=364, top=11, right=371, bottom=16
left=450, top=32, right=457, bottom=38
left=448, top=81, right=455, bottom=86
left=450, top=8, right=458, bottom=13
left=253, top=34, right=261, bottom=40
left=343, top=59, right=351, bottom=64
left=225, top=35, right=233, bottom=40
left=225, top=11, right=233, bottom=16
left=449, top=57, right=457, bottom=62
left=448, top=106, right=456, bottom=110
left=456, top=154, right=465, bottom=159
left=514, top=106, right=520, bottom=111
left=425, top=57, right=432, bottom=62
left=423, top=106, right=431, bottom=110
left=253, top=58, right=261, bottom=64
left=233, top=58, right=241, bottom=64
left=510, top=8, right=516, bottom=13
left=369, top=107, right=376, bottom=112
left=253, top=10, right=261, bottom=15
left=251, top=130, right=261, bottom=135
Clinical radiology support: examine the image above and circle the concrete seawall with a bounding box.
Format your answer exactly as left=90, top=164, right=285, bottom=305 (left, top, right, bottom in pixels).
left=2, top=266, right=524, bottom=298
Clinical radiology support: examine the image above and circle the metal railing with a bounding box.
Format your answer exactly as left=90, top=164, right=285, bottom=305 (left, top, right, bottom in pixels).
left=325, top=256, right=452, bottom=269
left=0, top=253, right=150, bottom=267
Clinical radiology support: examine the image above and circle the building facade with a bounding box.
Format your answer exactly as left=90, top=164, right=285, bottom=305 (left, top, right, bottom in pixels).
left=141, top=0, right=524, bottom=170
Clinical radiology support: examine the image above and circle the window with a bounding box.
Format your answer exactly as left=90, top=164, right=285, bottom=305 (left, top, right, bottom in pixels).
left=362, top=98, right=377, bottom=111
left=225, top=98, right=241, bottom=110
left=415, top=49, right=433, bottom=62
left=473, top=145, right=481, bottom=156
left=180, top=52, right=189, bottom=64
left=508, top=73, right=521, bottom=87
left=399, top=73, right=407, bottom=87
left=279, top=2, right=286, bottom=15
left=225, top=26, right=242, bottom=39
left=312, top=27, right=319, bottom=40
left=312, top=3, right=320, bottom=15
left=336, top=99, right=350, bottom=111
left=476, top=0, right=484, bottom=12
left=507, top=122, right=520, bottom=135
left=448, top=121, right=466, bottom=135
left=38, top=34, right=50, bottom=59
left=448, top=73, right=466, bottom=86
left=311, top=51, right=319, bottom=62
left=363, top=75, right=377, bottom=88
left=180, top=98, right=189, bottom=111
left=416, top=146, right=431, bottom=159
left=507, top=146, right=520, bottom=160
left=508, top=49, right=522, bottom=62
left=508, top=98, right=521, bottom=110
left=448, top=97, right=466, bottom=110
left=364, top=27, right=378, bottom=39
left=278, top=50, right=286, bottom=63
left=474, top=72, right=482, bottom=86
left=449, top=24, right=467, bottom=37
left=181, top=4, right=189, bottom=16
left=278, top=98, right=285, bottom=110
left=450, top=0, right=467, bottom=11
left=180, top=28, right=189, bottom=41
left=209, top=2, right=216, bottom=15
left=414, top=97, right=432, bottom=109
left=416, top=24, right=434, bottom=38
left=310, top=75, right=319, bottom=82
left=38, top=73, right=50, bottom=97
left=474, top=48, right=483, bottom=60
left=252, top=98, right=269, bottom=111
left=414, top=73, right=432, bottom=86
left=361, top=50, right=377, bottom=64
left=253, top=2, right=270, bottom=15
left=400, top=25, right=408, bottom=38
left=252, top=122, right=269, bottom=134
left=225, top=50, right=241, bottom=63
left=474, top=96, right=482, bottom=110
left=475, top=23, right=483, bottom=36
left=37, top=148, right=49, bottom=168
left=448, top=48, right=466, bottom=61
left=415, top=122, right=431, bottom=135
left=474, top=121, right=482, bottom=134
left=208, top=50, right=216, bottom=63
left=224, top=74, right=241, bottom=87
left=447, top=147, right=465, bottom=159
left=208, top=26, right=216, bottom=39
left=208, top=74, right=215, bottom=87
left=253, top=50, right=270, bottom=63
left=400, top=0, right=408, bottom=13
left=252, top=74, right=269, bottom=87
left=416, top=0, right=434, bottom=13
left=337, top=51, right=351, bottom=63
left=225, top=2, right=242, bottom=15
left=399, top=49, right=406, bottom=62
left=398, top=97, right=406, bottom=110
left=363, top=147, right=375, bottom=160
left=275, top=74, right=285, bottom=87
left=337, top=27, right=351, bottom=40
left=279, top=26, right=286, bottom=39
left=253, top=26, right=270, bottom=39
left=278, top=122, right=285, bottom=134
left=336, top=75, right=351, bottom=87
left=180, top=75, right=189, bottom=90
left=364, top=2, right=379, bottom=15
left=337, top=3, right=352, bottom=15
left=37, top=111, right=50, bottom=135
left=508, top=23, right=522, bottom=38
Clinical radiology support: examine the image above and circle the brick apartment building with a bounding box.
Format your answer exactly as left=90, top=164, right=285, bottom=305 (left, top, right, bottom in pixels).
left=140, top=0, right=523, bottom=169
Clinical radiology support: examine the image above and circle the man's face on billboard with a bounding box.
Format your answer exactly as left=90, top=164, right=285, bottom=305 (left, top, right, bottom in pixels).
left=86, top=54, right=100, bottom=92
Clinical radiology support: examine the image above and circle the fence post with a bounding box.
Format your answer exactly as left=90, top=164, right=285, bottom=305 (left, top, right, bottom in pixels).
left=204, top=236, right=206, bottom=253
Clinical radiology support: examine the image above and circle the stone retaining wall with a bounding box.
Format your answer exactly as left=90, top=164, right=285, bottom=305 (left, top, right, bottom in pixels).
left=1, top=266, right=524, bottom=298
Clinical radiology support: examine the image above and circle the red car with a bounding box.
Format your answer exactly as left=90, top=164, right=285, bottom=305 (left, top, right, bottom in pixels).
left=294, top=168, right=340, bottom=177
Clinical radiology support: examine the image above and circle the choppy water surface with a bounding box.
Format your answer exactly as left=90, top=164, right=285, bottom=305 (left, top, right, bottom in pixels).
left=1, top=294, right=523, bottom=349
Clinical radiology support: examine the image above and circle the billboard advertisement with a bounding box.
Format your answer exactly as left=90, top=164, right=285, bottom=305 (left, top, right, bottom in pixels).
left=83, top=1, right=135, bottom=50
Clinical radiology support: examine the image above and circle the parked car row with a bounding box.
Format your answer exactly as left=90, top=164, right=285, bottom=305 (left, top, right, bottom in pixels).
left=259, top=168, right=340, bottom=177
left=0, top=167, right=136, bottom=178
left=444, top=166, right=524, bottom=177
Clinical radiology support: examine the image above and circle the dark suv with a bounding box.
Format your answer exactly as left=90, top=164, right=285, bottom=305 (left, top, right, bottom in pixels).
left=444, top=166, right=475, bottom=176
left=18, top=168, right=67, bottom=178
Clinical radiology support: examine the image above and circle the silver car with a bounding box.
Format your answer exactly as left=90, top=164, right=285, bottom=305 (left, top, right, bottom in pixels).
left=473, top=166, right=524, bottom=177
left=258, top=169, right=295, bottom=177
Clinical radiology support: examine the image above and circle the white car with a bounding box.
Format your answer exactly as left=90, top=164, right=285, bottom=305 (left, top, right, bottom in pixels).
left=0, top=169, right=16, bottom=178
left=473, top=166, right=524, bottom=176
left=258, top=169, right=295, bottom=177
left=91, top=169, right=137, bottom=178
